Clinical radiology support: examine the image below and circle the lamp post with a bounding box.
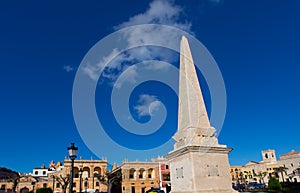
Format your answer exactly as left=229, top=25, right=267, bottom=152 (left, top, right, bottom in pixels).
left=68, top=143, right=78, bottom=193
left=31, top=182, right=35, bottom=193
left=92, top=172, right=95, bottom=190
left=79, top=169, right=83, bottom=193
left=84, top=177, right=88, bottom=193
left=51, top=175, right=55, bottom=192
left=234, top=168, right=239, bottom=185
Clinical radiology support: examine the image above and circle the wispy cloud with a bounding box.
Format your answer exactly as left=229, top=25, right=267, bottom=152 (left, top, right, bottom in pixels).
left=115, top=0, right=190, bottom=31
left=134, top=94, right=161, bottom=117
left=83, top=0, right=191, bottom=84
left=63, top=65, right=75, bottom=72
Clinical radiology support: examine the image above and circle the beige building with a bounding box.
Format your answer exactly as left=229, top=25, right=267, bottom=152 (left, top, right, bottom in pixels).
left=109, top=161, right=160, bottom=193
left=230, top=166, right=255, bottom=185
left=277, top=150, right=300, bottom=182
left=0, top=158, right=108, bottom=193
left=60, top=158, right=108, bottom=193
left=231, top=149, right=300, bottom=185
left=238, top=149, right=279, bottom=184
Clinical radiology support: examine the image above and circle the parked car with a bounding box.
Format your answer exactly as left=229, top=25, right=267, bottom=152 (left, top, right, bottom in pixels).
left=247, top=182, right=266, bottom=190
left=146, top=187, right=165, bottom=193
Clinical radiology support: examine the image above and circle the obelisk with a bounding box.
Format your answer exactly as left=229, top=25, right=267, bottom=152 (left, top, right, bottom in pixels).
left=166, top=36, right=236, bottom=193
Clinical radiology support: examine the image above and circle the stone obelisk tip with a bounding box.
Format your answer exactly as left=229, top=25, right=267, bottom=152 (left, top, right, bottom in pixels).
left=177, top=35, right=211, bottom=131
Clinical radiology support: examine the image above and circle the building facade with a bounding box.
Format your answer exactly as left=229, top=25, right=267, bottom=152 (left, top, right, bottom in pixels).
left=62, top=158, right=108, bottom=193
left=109, top=161, right=160, bottom=193
left=232, top=149, right=300, bottom=186
left=277, top=150, right=300, bottom=182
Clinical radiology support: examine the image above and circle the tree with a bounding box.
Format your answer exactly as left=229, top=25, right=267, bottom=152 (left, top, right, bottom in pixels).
left=268, top=177, right=282, bottom=192
left=163, top=172, right=170, bottom=181
left=274, top=166, right=288, bottom=182
left=254, top=171, right=267, bottom=184
left=36, top=187, right=53, bottom=193
left=55, top=174, right=70, bottom=193
left=97, top=170, right=122, bottom=193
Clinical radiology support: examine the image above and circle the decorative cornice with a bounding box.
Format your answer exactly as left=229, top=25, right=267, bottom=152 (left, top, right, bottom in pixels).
left=166, top=146, right=233, bottom=160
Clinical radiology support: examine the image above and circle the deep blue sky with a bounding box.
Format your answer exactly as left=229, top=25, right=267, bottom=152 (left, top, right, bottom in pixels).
left=0, top=0, right=299, bottom=173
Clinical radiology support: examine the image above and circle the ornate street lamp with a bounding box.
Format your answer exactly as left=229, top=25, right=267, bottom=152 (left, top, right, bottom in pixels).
left=68, top=143, right=78, bottom=193
left=79, top=169, right=83, bottom=193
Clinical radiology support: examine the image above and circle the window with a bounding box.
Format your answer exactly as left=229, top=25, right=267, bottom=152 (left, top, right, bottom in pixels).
left=95, top=182, right=99, bottom=187
left=43, top=171, right=46, bottom=175
left=129, top=169, right=136, bottom=179
left=291, top=163, right=294, bottom=167
left=73, top=183, right=76, bottom=187
left=35, top=171, right=38, bottom=175
left=43, top=183, right=47, bottom=188
left=138, top=169, right=145, bottom=179
left=56, top=183, right=60, bottom=188
left=131, top=186, right=135, bottom=193
left=141, top=187, right=145, bottom=193
left=148, top=168, right=154, bottom=179
left=1, top=185, right=6, bottom=190
left=265, top=153, right=268, bottom=159
left=166, top=165, right=169, bottom=169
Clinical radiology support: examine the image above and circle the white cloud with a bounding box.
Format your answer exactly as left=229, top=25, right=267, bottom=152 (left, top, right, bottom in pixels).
left=115, top=0, right=191, bottom=31
left=82, top=64, right=99, bottom=81
left=63, top=65, right=74, bottom=72
left=83, top=0, right=191, bottom=84
left=134, top=94, right=161, bottom=117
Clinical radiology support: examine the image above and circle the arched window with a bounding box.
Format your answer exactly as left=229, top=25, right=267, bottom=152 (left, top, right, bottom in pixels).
left=74, top=167, right=79, bottom=178
left=148, top=168, right=155, bottom=179
left=129, top=168, right=136, bottom=179
left=94, top=167, right=101, bottom=177
left=138, top=168, right=146, bottom=179
left=83, top=167, right=90, bottom=178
